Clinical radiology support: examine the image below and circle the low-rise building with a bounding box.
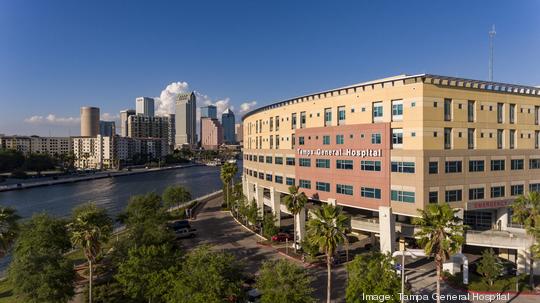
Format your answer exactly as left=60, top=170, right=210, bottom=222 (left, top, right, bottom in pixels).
left=0, top=135, right=71, bottom=156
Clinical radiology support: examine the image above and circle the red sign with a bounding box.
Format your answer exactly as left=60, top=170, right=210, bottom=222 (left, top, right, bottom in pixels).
left=467, top=199, right=513, bottom=210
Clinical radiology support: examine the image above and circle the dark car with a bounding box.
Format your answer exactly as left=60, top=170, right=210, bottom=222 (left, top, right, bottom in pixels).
left=271, top=232, right=293, bottom=242
left=168, top=220, right=191, bottom=231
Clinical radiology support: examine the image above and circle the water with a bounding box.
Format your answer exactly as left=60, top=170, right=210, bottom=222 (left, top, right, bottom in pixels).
left=0, top=163, right=236, bottom=273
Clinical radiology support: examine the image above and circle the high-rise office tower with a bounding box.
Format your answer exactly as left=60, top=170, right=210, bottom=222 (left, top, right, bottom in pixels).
left=175, top=92, right=197, bottom=148
left=120, top=109, right=136, bottom=137
left=221, top=108, right=235, bottom=144
left=200, top=105, right=217, bottom=119
left=200, top=117, right=223, bottom=150
left=99, top=121, right=116, bottom=137
left=136, top=97, right=155, bottom=117
left=167, top=113, right=176, bottom=151
left=80, top=106, right=100, bottom=137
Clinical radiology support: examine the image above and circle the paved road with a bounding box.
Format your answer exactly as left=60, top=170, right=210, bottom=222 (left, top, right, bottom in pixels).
left=183, top=196, right=347, bottom=302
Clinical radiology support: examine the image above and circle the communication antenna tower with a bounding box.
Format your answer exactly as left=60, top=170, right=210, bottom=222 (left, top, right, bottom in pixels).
left=489, top=25, right=496, bottom=81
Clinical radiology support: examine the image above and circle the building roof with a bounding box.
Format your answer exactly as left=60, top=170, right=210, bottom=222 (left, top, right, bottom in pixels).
left=242, top=74, right=540, bottom=121
left=222, top=108, right=234, bottom=115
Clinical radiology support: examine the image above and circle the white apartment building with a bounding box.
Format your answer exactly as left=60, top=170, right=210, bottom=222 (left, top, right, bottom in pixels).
left=0, top=135, right=71, bottom=155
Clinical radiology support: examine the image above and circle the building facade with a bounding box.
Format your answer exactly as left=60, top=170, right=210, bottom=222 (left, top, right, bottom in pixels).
left=136, top=97, right=155, bottom=117
left=72, top=135, right=114, bottom=169
left=201, top=105, right=217, bottom=119
left=99, top=121, right=116, bottom=137
left=242, top=74, right=540, bottom=273
left=0, top=135, right=71, bottom=155
left=235, top=123, right=243, bottom=144
left=80, top=106, right=100, bottom=137
left=175, top=92, right=197, bottom=148
left=120, top=109, right=136, bottom=137
left=222, top=108, right=236, bottom=144
left=200, top=117, right=223, bottom=150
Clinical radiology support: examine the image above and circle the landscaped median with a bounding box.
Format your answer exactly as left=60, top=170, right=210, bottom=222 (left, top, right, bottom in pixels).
left=443, top=271, right=540, bottom=296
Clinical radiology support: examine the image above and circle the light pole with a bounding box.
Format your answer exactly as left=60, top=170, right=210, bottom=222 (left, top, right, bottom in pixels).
left=392, top=248, right=426, bottom=303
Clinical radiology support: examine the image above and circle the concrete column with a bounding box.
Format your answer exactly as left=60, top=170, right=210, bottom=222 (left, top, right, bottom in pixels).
left=496, top=208, right=509, bottom=231
left=294, top=208, right=306, bottom=243
left=255, top=184, right=264, bottom=216
left=246, top=181, right=253, bottom=203
left=242, top=175, right=248, bottom=199
left=517, top=248, right=530, bottom=274
left=455, top=208, right=464, bottom=253
left=269, top=187, right=281, bottom=226
left=379, top=206, right=395, bottom=254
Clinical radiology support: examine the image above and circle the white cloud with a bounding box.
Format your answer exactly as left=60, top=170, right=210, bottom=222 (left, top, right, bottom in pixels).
left=24, top=114, right=80, bottom=125
left=155, top=81, right=190, bottom=115
left=239, top=101, right=257, bottom=114
left=101, top=112, right=119, bottom=121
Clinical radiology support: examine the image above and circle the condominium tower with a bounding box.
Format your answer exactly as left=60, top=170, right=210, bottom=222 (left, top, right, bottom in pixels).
left=175, top=92, right=197, bottom=148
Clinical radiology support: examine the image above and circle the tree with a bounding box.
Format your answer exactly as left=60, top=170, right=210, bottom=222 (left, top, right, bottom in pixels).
left=9, top=214, right=75, bottom=303
left=346, top=252, right=402, bottom=303
left=262, top=211, right=279, bottom=239
left=24, top=153, right=56, bottom=175
left=116, top=244, right=180, bottom=302
left=162, top=185, right=192, bottom=209
left=220, top=162, right=238, bottom=209
left=477, top=249, right=503, bottom=289
left=412, top=204, right=465, bottom=303
left=165, top=246, right=245, bottom=303
left=307, top=204, right=348, bottom=303
left=0, top=149, right=25, bottom=172
left=120, top=192, right=172, bottom=247
left=245, top=198, right=260, bottom=227
left=68, top=203, right=113, bottom=303
left=283, top=185, right=308, bottom=253
left=0, top=206, right=20, bottom=258
left=511, top=191, right=540, bottom=287
left=256, top=259, right=315, bottom=303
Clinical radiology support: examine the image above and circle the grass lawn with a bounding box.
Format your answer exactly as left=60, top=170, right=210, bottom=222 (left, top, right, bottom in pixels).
left=445, top=271, right=535, bottom=292
left=0, top=279, right=21, bottom=303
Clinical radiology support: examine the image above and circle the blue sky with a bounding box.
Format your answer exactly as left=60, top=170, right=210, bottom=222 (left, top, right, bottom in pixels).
left=1, top=0, right=539, bottom=136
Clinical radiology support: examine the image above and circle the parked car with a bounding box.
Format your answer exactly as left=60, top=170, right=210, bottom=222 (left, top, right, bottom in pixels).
left=174, top=227, right=197, bottom=239
left=271, top=232, right=293, bottom=242
left=245, top=288, right=261, bottom=303
left=168, top=220, right=191, bottom=231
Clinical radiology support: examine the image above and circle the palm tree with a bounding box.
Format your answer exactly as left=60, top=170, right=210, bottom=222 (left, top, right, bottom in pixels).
left=163, top=185, right=192, bottom=210
left=307, top=204, right=348, bottom=303
left=220, top=162, right=238, bottom=209
left=283, top=185, right=308, bottom=253
left=413, top=203, right=465, bottom=303
left=68, top=203, right=113, bottom=303
left=511, top=191, right=540, bottom=287
left=0, top=206, right=20, bottom=258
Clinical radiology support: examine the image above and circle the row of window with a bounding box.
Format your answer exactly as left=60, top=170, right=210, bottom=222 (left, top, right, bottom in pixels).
left=444, top=99, right=540, bottom=125
left=443, top=127, right=540, bottom=150
left=429, top=159, right=540, bottom=174
left=429, top=183, right=540, bottom=203
left=299, top=133, right=382, bottom=146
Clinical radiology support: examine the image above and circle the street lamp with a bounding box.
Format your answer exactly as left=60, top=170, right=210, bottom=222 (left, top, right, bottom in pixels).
left=392, top=248, right=426, bottom=303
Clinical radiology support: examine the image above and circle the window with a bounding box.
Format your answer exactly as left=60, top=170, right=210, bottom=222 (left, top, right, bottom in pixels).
left=336, top=184, right=353, bottom=195
left=299, top=136, right=305, bottom=145
left=258, top=172, right=264, bottom=180
left=491, top=186, right=505, bottom=198
left=299, top=158, right=311, bottom=167
left=391, top=161, right=415, bottom=173
left=275, top=157, right=283, bottom=165
left=361, top=160, right=382, bottom=171
left=300, top=111, right=306, bottom=128
left=275, top=176, right=283, bottom=184
left=259, top=155, right=264, bottom=162
left=497, top=103, right=504, bottom=123
left=429, top=191, right=438, bottom=203
left=336, top=135, right=344, bottom=145
left=324, top=108, right=332, bottom=126
left=391, top=190, right=415, bottom=203
left=530, top=159, right=540, bottom=169
left=444, top=98, right=452, bottom=121
left=291, top=134, right=295, bottom=148
left=373, top=102, right=383, bottom=120
left=445, top=161, right=462, bottom=173
left=371, top=133, right=382, bottom=144
left=444, top=128, right=452, bottom=149
left=469, top=160, right=484, bottom=172
left=530, top=183, right=540, bottom=192
left=510, top=130, right=515, bottom=149
left=392, top=100, right=403, bottom=121
left=536, top=106, right=540, bottom=125
left=323, top=135, right=330, bottom=145
left=468, top=128, right=475, bottom=149
left=491, top=159, right=505, bottom=171
left=536, top=131, right=540, bottom=149
left=336, top=159, right=354, bottom=170
left=467, top=100, right=475, bottom=122
left=510, top=104, right=516, bottom=124
left=497, top=129, right=503, bottom=149
left=316, top=182, right=330, bottom=192
left=392, top=128, right=403, bottom=148
left=429, top=161, right=438, bottom=174
left=269, top=117, right=273, bottom=131
left=276, top=135, right=280, bottom=149
left=511, top=185, right=524, bottom=196
left=299, top=179, right=311, bottom=189
left=338, top=106, right=346, bottom=125
left=291, top=113, right=297, bottom=129
left=469, top=188, right=484, bottom=200
left=286, top=177, right=295, bottom=186
left=361, top=187, right=381, bottom=199
left=445, top=190, right=462, bottom=202
left=316, top=159, right=330, bottom=168
left=269, top=135, right=273, bottom=149
left=266, top=156, right=272, bottom=164
left=275, top=116, right=280, bottom=131
left=286, top=157, right=295, bottom=166
left=511, top=159, right=524, bottom=170
left=266, top=174, right=273, bottom=181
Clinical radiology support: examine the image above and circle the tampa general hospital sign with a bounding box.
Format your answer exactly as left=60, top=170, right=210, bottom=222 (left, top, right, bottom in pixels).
left=296, top=148, right=382, bottom=157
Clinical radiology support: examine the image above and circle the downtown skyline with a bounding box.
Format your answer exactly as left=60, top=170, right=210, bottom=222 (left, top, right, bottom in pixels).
left=1, top=0, right=540, bottom=136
